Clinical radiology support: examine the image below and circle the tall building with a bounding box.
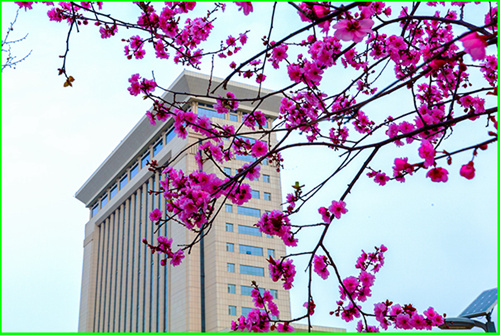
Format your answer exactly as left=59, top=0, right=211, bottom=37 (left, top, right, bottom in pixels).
left=76, top=70, right=295, bottom=332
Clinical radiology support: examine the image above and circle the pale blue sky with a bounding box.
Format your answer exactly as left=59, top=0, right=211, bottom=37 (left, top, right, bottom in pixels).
left=2, top=2, right=497, bottom=332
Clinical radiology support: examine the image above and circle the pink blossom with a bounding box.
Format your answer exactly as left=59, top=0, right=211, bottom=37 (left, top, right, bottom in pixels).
left=373, top=172, right=390, bottom=186
left=333, top=18, right=374, bottom=43
left=251, top=140, right=268, bottom=157
left=318, top=207, right=331, bottom=223
left=328, top=200, right=348, bottom=219
left=460, top=161, right=475, bottom=180
left=313, top=255, right=329, bottom=279
left=461, top=32, right=487, bottom=61
left=234, top=2, right=253, bottom=15
left=426, top=167, right=449, bottom=182
left=15, top=2, right=33, bottom=11
left=276, top=323, right=294, bottom=332
left=170, top=249, right=184, bottom=266
left=418, top=140, right=435, bottom=168
left=149, top=208, right=163, bottom=221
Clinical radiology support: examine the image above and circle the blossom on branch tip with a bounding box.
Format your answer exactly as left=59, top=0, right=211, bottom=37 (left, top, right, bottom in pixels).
left=460, top=161, right=475, bottom=180
left=313, top=255, right=330, bottom=279
left=149, top=208, right=162, bottom=221
left=328, top=200, right=348, bottom=219
left=333, top=18, right=374, bottom=43
left=460, top=32, right=487, bottom=61
left=234, top=2, right=253, bottom=16
left=426, top=167, right=449, bottom=182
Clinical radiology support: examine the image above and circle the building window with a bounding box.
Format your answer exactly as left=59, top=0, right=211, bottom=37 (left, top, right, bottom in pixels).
left=227, top=263, right=235, bottom=273
left=264, top=192, right=271, bottom=201
left=141, top=152, right=151, bottom=169
left=239, top=244, right=263, bottom=256
left=228, top=284, right=236, bottom=294
left=238, top=225, right=262, bottom=237
left=262, top=158, right=269, bottom=165
left=225, top=204, right=233, bottom=213
left=101, top=194, right=108, bottom=207
left=266, top=234, right=273, bottom=238
left=270, top=289, right=278, bottom=299
left=110, top=185, right=118, bottom=199
left=251, top=190, right=260, bottom=199
left=263, top=174, right=270, bottom=183
left=241, top=307, right=253, bottom=317
left=228, top=305, right=237, bottom=316
left=92, top=204, right=99, bottom=217
left=225, top=223, right=234, bottom=232
left=130, top=164, right=139, bottom=179
left=153, top=139, right=163, bottom=156
left=267, top=249, right=275, bottom=258
left=224, top=167, right=231, bottom=176
left=120, top=174, right=128, bottom=190
left=237, top=206, right=261, bottom=217
left=240, top=264, right=264, bottom=276
left=230, top=113, right=238, bottom=122
left=166, top=128, right=175, bottom=144
left=198, top=105, right=225, bottom=119
left=226, top=243, right=234, bottom=252
left=241, top=286, right=265, bottom=296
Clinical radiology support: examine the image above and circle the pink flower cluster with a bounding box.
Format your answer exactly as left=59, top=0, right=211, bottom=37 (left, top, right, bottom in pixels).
left=213, top=92, right=239, bottom=114
left=143, top=236, right=184, bottom=267
left=257, top=210, right=297, bottom=247
left=243, top=110, right=267, bottom=129
left=373, top=302, right=444, bottom=331
left=268, top=257, right=296, bottom=290
left=127, top=73, right=157, bottom=96
left=313, top=255, right=329, bottom=280
left=318, top=200, right=348, bottom=224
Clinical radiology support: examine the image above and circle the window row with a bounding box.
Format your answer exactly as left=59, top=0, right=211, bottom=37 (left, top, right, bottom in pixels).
left=225, top=223, right=273, bottom=238
left=91, top=126, right=176, bottom=218
left=227, top=284, right=278, bottom=299
left=226, top=243, right=275, bottom=258
left=226, top=263, right=265, bottom=277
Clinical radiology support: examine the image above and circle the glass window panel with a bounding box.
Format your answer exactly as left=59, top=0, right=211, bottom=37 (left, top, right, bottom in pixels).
left=130, top=164, right=139, bottom=179
left=267, top=249, right=275, bottom=258
left=251, top=190, right=260, bottom=199
left=101, top=194, right=108, bottom=207
left=224, top=167, right=231, bottom=176
left=228, top=305, right=237, bottom=315
left=230, top=113, right=238, bottom=122
left=240, top=264, right=264, bottom=276
left=227, top=263, right=235, bottom=273
left=270, top=289, right=278, bottom=299
left=235, top=154, right=256, bottom=163
left=226, top=243, right=234, bottom=252
left=198, top=106, right=225, bottom=119
left=264, top=192, right=271, bottom=201
left=225, top=204, right=233, bottom=213
left=241, top=285, right=253, bottom=296
left=153, top=139, right=163, bottom=156
left=120, top=174, right=128, bottom=189
left=110, top=185, right=117, bottom=199
left=238, top=225, right=262, bottom=237
left=166, top=128, right=175, bottom=144
left=141, top=152, right=151, bottom=169
left=237, top=206, right=261, bottom=217
left=92, top=204, right=99, bottom=217
left=266, top=234, right=273, bottom=238
left=228, top=284, right=236, bottom=294
left=262, top=158, right=269, bottom=165
left=263, top=174, right=270, bottom=183
left=225, top=223, right=234, bottom=232
left=239, top=244, right=263, bottom=256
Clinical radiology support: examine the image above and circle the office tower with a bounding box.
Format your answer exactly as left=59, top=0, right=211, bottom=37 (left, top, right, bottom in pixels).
left=76, top=70, right=295, bottom=332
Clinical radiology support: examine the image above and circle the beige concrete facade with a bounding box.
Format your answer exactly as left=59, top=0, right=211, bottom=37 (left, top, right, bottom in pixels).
left=76, top=71, right=296, bottom=332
